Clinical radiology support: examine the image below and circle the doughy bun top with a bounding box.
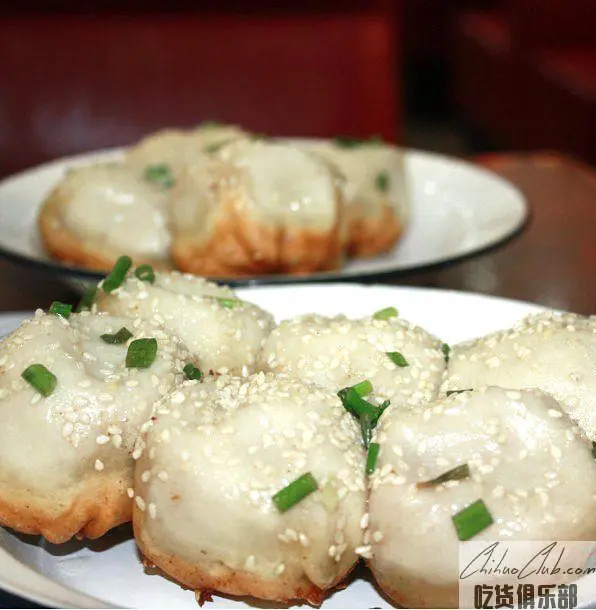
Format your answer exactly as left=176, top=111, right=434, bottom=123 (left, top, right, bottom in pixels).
left=216, top=139, right=342, bottom=230
left=302, top=139, right=409, bottom=223
left=126, top=123, right=246, bottom=175
left=0, top=309, right=190, bottom=490
left=369, top=386, right=596, bottom=581
left=443, top=311, right=596, bottom=440
left=56, top=163, right=171, bottom=260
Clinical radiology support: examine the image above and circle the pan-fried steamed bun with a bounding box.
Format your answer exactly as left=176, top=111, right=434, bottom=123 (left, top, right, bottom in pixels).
left=367, top=387, right=596, bottom=608
left=133, top=373, right=366, bottom=604
left=262, top=309, right=445, bottom=406
left=306, top=138, right=410, bottom=257
left=0, top=309, right=192, bottom=543
left=442, top=311, right=596, bottom=440
left=170, top=138, right=345, bottom=277
left=97, top=269, right=274, bottom=375
left=39, top=163, right=171, bottom=272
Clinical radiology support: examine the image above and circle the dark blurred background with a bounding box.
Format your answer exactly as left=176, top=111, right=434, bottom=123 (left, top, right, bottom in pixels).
left=1, top=0, right=594, bottom=177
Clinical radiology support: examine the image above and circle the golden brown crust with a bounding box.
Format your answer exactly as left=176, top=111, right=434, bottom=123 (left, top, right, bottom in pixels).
left=134, top=511, right=347, bottom=605
left=0, top=469, right=132, bottom=544
left=171, top=190, right=345, bottom=278
left=346, top=203, right=404, bottom=259
left=39, top=187, right=173, bottom=274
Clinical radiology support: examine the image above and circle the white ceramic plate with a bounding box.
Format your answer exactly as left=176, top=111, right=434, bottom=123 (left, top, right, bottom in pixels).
left=0, top=147, right=528, bottom=285
left=0, top=283, right=564, bottom=609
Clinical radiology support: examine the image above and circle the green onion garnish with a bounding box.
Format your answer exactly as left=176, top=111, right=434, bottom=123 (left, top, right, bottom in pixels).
left=352, top=380, right=373, bottom=397
left=333, top=135, right=382, bottom=149
left=101, top=327, right=133, bottom=345
left=103, top=256, right=133, bottom=293
left=201, top=120, right=222, bottom=128
left=592, top=442, right=596, bottom=460
left=76, top=286, right=97, bottom=312
left=134, top=264, right=155, bottom=284
left=446, top=389, right=473, bottom=397
left=337, top=387, right=390, bottom=446
left=373, top=306, right=399, bottom=321
left=366, top=442, right=380, bottom=475
left=272, top=472, right=318, bottom=513
left=183, top=363, right=202, bottom=381
left=126, top=338, right=157, bottom=369
left=387, top=352, right=408, bottom=367
left=442, top=343, right=451, bottom=363
left=218, top=297, right=241, bottom=309
left=375, top=170, right=390, bottom=193
left=49, top=301, right=72, bottom=318
left=417, top=463, right=470, bottom=489
left=452, top=499, right=494, bottom=541
left=144, top=164, right=174, bottom=189
left=21, top=364, right=57, bottom=397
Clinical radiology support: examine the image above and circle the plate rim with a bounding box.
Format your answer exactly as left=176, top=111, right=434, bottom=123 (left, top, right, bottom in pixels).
left=0, top=283, right=549, bottom=609
left=0, top=147, right=530, bottom=285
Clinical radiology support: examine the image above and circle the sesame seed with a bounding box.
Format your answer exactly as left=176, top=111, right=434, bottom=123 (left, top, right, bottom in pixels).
left=141, top=470, right=152, bottom=482
left=96, top=435, right=110, bottom=445
left=157, top=471, right=168, bottom=482
left=94, top=459, right=104, bottom=471
left=135, top=496, right=146, bottom=511
left=275, top=563, right=285, bottom=575
left=360, top=513, right=370, bottom=529
left=148, top=503, right=157, bottom=519
left=127, top=487, right=135, bottom=498
left=372, top=531, right=384, bottom=543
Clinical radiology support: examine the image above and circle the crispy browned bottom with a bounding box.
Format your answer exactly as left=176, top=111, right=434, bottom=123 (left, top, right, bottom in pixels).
left=134, top=510, right=359, bottom=605
left=171, top=193, right=344, bottom=278
left=346, top=204, right=404, bottom=259
left=0, top=469, right=132, bottom=544
left=39, top=188, right=173, bottom=274
left=368, top=560, right=458, bottom=609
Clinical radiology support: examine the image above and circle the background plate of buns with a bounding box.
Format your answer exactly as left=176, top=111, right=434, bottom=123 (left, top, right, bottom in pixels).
left=0, top=125, right=528, bottom=285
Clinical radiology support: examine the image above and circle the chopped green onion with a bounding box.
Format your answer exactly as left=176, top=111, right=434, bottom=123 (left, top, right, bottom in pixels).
left=366, top=442, right=380, bottom=475
left=49, top=301, right=72, bottom=318
left=134, top=264, right=155, bottom=284
left=387, top=352, right=408, bottom=367
left=352, top=380, right=373, bottom=397
left=103, top=256, right=133, bottom=293
left=417, top=464, right=470, bottom=489
left=218, top=297, right=242, bottom=309
left=272, top=472, right=318, bottom=513
left=592, top=442, right=596, bottom=460
left=144, top=164, right=174, bottom=188
left=76, top=286, right=98, bottom=312
left=446, top=389, right=473, bottom=397
left=21, top=364, right=57, bottom=397
left=337, top=388, right=390, bottom=446
left=200, top=120, right=222, bottom=128
left=101, top=327, right=133, bottom=345
left=452, top=499, right=494, bottom=541
left=183, top=363, right=202, bottom=381
left=373, top=306, right=399, bottom=321
left=333, top=135, right=383, bottom=149
left=442, top=343, right=451, bottom=363
left=375, top=170, right=390, bottom=193
left=204, top=141, right=225, bottom=154
left=126, top=338, right=157, bottom=369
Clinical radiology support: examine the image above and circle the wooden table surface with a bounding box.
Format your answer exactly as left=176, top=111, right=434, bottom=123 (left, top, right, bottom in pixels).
left=0, top=151, right=595, bottom=315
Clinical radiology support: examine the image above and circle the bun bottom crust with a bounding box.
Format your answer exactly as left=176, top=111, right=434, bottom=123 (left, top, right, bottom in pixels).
left=0, top=469, right=132, bottom=544
left=134, top=512, right=355, bottom=605
left=172, top=197, right=344, bottom=278
left=39, top=188, right=172, bottom=274
left=346, top=204, right=404, bottom=259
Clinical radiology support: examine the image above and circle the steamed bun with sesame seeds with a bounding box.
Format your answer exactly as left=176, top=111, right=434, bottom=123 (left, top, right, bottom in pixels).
left=366, top=387, right=596, bottom=608
left=0, top=307, right=193, bottom=543
left=262, top=309, right=445, bottom=407
left=96, top=269, right=274, bottom=376
left=132, top=372, right=366, bottom=604
left=442, top=311, right=596, bottom=440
